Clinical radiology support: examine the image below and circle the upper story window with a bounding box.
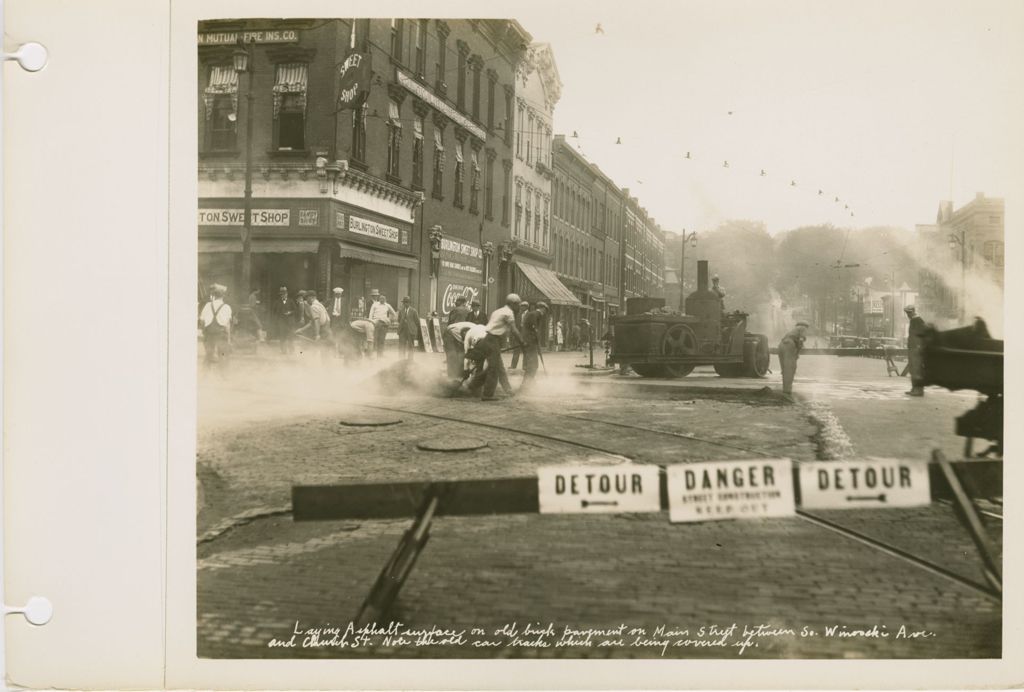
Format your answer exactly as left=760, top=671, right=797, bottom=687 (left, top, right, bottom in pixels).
left=503, top=88, right=513, bottom=146
left=435, top=25, right=448, bottom=92
left=203, top=65, right=238, bottom=151
left=386, top=99, right=403, bottom=181
left=516, top=103, right=525, bottom=159
left=453, top=138, right=465, bottom=208
left=983, top=240, right=1004, bottom=268
left=456, top=43, right=468, bottom=110
left=486, top=73, right=496, bottom=131
left=526, top=112, right=534, bottom=165
left=469, top=146, right=481, bottom=214
left=351, top=102, right=367, bottom=162
left=412, top=114, right=425, bottom=189
left=390, top=19, right=405, bottom=63
left=414, top=19, right=427, bottom=76
left=432, top=126, right=445, bottom=200
left=273, top=63, right=308, bottom=150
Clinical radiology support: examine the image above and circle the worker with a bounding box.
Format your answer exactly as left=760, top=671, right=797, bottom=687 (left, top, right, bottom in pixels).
left=711, top=274, right=726, bottom=308
left=904, top=305, right=927, bottom=396
left=520, top=301, right=549, bottom=392
left=199, top=283, right=232, bottom=367
left=477, top=293, right=523, bottom=401
left=444, top=320, right=475, bottom=378
left=778, top=321, right=809, bottom=398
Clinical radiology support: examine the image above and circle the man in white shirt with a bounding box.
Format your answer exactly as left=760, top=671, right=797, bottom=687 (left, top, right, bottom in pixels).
left=443, top=320, right=476, bottom=378
left=199, top=284, right=233, bottom=366
left=329, top=287, right=346, bottom=356
left=478, top=293, right=523, bottom=400
left=296, top=293, right=333, bottom=359
left=368, top=293, right=397, bottom=359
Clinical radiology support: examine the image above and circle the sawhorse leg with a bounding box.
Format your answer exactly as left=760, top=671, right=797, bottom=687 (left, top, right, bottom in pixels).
left=355, top=485, right=442, bottom=626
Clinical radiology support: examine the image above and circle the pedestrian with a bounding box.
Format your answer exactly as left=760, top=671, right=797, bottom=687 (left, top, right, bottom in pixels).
left=368, top=293, right=397, bottom=359
left=510, top=301, right=530, bottom=369
left=448, top=295, right=471, bottom=324
left=778, top=321, right=809, bottom=397
left=477, top=293, right=523, bottom=401
left=467, top=299, right=487, bottom=324
left=904, top=306, right=927, bottom=397
left=296, top=292, right=333, bottom=360
left=579, top=319, right=592, bottom=353
left=444, top=320, right=475, bottom=378
left=397, top=296, right=420, bottom=360
left=520, top=301, right=548, bottom=392
left=328, top=287, right=346, bottom=357
left=269, top=286, right=297, bottom=353
left=555, top=320, right=564, bottom=351
left=570, top=322, right=581, bottom=351
left=199, top=284, right=232, bottom=367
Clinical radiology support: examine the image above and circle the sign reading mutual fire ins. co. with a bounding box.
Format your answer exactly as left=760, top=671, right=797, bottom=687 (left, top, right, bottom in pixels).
left=667, top=459, right=795, bottom=523
left=798, top=459, right=930, bottom=509
left=537, top=465, right=661, bottom=514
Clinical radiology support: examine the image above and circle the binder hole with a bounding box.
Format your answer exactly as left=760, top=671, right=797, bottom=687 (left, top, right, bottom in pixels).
left=13, top=42, right=48, bottom=72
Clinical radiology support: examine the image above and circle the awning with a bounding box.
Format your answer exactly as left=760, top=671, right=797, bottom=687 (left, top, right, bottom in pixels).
left=515, top=262, right=582, bottom=307
left=199, top=238, right=319, bottom=253
left=338, top=241, right=418, bottom=270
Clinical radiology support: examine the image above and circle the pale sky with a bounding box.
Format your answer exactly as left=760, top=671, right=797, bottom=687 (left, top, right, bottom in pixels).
left=515, top=0, right=1024, bottom=235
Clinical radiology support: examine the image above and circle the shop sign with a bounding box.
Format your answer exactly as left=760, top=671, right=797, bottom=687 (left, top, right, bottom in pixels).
left=298, top=209, right=319, bottom=226
left=667, top=459, right=795, bottom=523
left=198, top=208, right=291, bottom=226
left=441, top=283, right=480, bottom=316
left=439, top=238, right=483, bottom=277
left=866, top=299, right=884, bottom=314
left=396, top=69, right=486, bottom=141
left=336, top=51, right=371, bottom=111
left=349, top=215, right=400, bottom=244
left=198, top=30, right=299, bottom=45
left=798, top=460, right=930, bottom=509
left=335, top=211, right=346, bottom=230
left=537, top=465, right=661, bottom=514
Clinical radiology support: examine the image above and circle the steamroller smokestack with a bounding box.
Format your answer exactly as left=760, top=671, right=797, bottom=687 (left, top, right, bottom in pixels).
left=697, top=260, right=709, bottom=292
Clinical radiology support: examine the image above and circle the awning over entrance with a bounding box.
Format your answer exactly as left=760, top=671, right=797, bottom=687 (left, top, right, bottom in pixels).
left=515, top=262, right=582, bottom=307
left=338, top=241, right=418, bottom=270
left=199, top=238, right=319, bottom=253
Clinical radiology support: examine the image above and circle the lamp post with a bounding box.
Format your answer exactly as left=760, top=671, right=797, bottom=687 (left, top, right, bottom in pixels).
left=948, top=229, right=967, bottom=321
left=678, top=230, right=697, bottom=311
left=233, top=39, right=255, bottom=298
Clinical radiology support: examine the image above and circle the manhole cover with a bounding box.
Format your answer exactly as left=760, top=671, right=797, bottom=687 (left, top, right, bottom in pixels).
left=416, top=437, right=488, bottom=452
left=338, top=415, right=402, bottom=427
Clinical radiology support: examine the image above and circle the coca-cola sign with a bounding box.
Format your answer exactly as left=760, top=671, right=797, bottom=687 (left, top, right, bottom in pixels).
left=442, top=283, right=480, bottom=316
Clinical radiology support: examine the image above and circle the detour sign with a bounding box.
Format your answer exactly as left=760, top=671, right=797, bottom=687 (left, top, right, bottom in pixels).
left=537, top=465, right=661, bottom=514
left=799, top=459, right=930, bottom=509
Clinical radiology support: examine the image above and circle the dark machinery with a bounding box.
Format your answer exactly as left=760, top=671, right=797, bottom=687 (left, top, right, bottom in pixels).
left=921, top=318, right=1003, bottom=456
left=608, top=260, right=770, bottom=378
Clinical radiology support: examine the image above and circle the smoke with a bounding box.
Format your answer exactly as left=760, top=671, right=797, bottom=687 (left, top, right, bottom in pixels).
left=907, top=244, right=1004, bottom=337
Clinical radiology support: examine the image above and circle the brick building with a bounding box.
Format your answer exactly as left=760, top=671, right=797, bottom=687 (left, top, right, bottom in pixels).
left=916, top=192, right=1004, bottom=324
left=197, top=18, right=531, bottom=320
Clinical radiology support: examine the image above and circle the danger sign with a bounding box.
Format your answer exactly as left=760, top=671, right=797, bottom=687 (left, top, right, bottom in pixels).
left=667, top=459, right=795, bottom=523
left=537, top=465, right=661, bottom=514
left=798, top=459, right=930, bottom=509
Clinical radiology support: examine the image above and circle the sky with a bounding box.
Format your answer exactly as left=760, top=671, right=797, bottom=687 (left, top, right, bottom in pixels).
left=512, top=0, right=1024, bottom=235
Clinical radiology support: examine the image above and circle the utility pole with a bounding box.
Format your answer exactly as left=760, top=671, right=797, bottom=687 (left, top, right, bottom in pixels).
left=233, top=39, right=255, bottom=297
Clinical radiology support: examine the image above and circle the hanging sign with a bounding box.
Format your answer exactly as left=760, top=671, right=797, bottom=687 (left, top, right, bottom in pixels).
left=336, top=51, right=371, bottom=111
left=798, top=459, right=930, bottom=509
left=537, top=465, right=661, bottom=514
left=667, top=459, right=795, bottom=523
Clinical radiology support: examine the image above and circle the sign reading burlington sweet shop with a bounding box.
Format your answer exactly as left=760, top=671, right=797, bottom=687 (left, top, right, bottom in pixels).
left=198, top=209, right=291, bottom=226
left=348, top=215, right=400, bottom=243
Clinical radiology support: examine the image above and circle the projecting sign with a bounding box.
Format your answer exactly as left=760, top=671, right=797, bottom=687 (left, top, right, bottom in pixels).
left=798, top=459, right=930, bottom=509
left=667, top=459, right=795, bottom=523
left=537, top=465, right=661, bottom=514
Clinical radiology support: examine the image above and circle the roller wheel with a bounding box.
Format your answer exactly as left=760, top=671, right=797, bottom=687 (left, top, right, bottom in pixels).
left=743, top=334, right=770, bottom=378
left=662, top=323, right=699, bottom=357
left=664, top=364, right=695, bottom=378
left=714, top=363, right=744, bottom=378
left=631, top=363, right=668, bottom=378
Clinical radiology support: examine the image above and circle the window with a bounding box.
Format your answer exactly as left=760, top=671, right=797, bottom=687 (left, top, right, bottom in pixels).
left=471, top=58, right=481, bottom=121
left=432, top=127, right=445, bottom=199
left=469, top=146, right=480, bottom=214
left=983, top=240, right=1004, bottom=267
left=351, top=102, right=367, bottom=162
left=273, top=63, right=307, bottom=150
left=453, top=139, right=465, bottom=208
left=415, top=19, right=427, bottom=76
left=412, top=114, right=424, bottom=188
left=543, top=197, right=549, bottom=250
left=501, top=160, right=511, bottom=226
left=204, top=66, right=238, bottom=151
left=390, top=19, right=404, bottom=62
left=486, top=75, right=495, bottom=130
left=504, top=89, right=513, bottom=146
left=435, top=26, right=448, bottom=92
left=456, top=45, right=467, bottom=110
left=484, top=152, right=495, bottom=219
left=516, top=103, right=524, bottom=158
left=525, top=188, right=532, bottom=243
left=534, top=191, right=542, bottom=245
left=515, top=181, right=523, bottom=237
left=526, top=112, right=534, bottom=165
left=386, top=100, right=402, bottom=181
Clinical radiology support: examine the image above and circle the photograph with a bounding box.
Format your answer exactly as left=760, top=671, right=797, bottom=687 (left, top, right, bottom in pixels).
left=193, top=8, right=1007, bottom=661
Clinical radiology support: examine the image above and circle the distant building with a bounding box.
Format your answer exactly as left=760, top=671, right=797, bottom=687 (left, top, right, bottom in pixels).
left=917, top=192, right=1004, bottom=324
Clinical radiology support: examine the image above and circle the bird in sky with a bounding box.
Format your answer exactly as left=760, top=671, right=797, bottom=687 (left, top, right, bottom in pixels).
left=572, top=130, right=579, bottom=138
left=685, top=151, right=691, bottom=159
left=818, top=189, right=823, bottom=195
left=595, top=23, right=605, bottom=34
left=791, top=180, right=797, bottom=186
left=615, top=137, right=622, bottom=144
left=723, top=160, right=729, bottom=168
left=760, top=169, right=767, bottom=176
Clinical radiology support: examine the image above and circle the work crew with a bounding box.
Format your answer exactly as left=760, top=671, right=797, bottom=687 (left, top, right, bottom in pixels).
left=444, top=320, right=476, bottom=379
left=347, top=318, right=376, bottom=358
left=509, top=301, right=530, bottom=369
left=477, top=294, right=523, bottom=401
left=199, top=284, right=232, bottom=366
left=296, top=292, right=333, bottom=360
left=467, top=299, right=487, bottom=324
left=269, top=286, right=297, bottom=354
left=396, top=297, right=420, bottom=360
left=904, top=305, right=927, bottom=397
left=447, top=295, right=471, bottom=324
left=520, top=301, right=549, bottom=392
left=778, top=321, right=809, bottom=397
left=368, top=293, right=397, bottom=359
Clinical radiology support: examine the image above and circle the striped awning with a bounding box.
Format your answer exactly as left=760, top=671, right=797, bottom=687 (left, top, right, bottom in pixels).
left=515, top=262, right=582, bottom=307
left=272, top=63, right=308, bottom=118
left=203, top=66, right=238, bottom=119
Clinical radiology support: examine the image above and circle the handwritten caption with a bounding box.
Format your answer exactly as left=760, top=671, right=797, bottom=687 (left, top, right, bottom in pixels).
left=268, top=621, right=935, bottom=656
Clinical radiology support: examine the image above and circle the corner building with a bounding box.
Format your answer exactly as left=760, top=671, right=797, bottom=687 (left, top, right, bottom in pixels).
left=197, top=19, right=531, bottom=318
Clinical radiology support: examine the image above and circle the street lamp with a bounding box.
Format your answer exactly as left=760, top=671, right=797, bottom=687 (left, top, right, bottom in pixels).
left=948, top=229, right=967, bottom=321
left=233, top=38, right=255, bottom=299
left=678, top=230, right=697, bottom=311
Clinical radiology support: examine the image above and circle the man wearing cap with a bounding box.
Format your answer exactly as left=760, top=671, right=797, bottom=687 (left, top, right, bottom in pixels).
left=520, top=301, right=549, bottom=392
left=712, top=274, right=726, bottom=309
left=468, top=299, right=487, bottom=325
left=368, top=293, right=397, bottom=359
left=509, top=301, right=530, bottom=369
left=778, top=321, right=809, bottom=398
left=269, top=286, right=297, bottom=354
left=904, top=306, right=927, bottom=396
left=478, top=294, right=524, bottom=400
left=199, top=284, right=232, bottom=366
left=396, top=297, right=420, bottom=360
left=447, top=295, right=471, bottom=325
